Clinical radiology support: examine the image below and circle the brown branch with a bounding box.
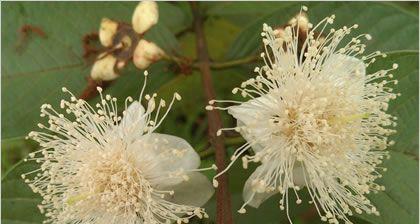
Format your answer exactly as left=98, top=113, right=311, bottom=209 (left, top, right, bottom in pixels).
left=190, top=2, right=233, bottom=224
left=199, top=136, right=246, bottom=159
left=299, top=206, right=318, bottom=223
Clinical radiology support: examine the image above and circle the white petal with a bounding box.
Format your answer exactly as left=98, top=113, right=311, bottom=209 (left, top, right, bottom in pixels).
left=322, top=54, right=366, bottom=96
left=133, top=39, right=165, bottom=70
left=99, top=18, right=118, bottom=47
left=162, top=172, right=214, bottom=207
left=292, top=164, right=306, bottom=187
left=242, top=165, right=276, bottom=208
left=129, top=133, right=200, bottom=187
left=132, top=1, right=159, bottom=34
left=242, top=163, right=306, bottom=208
left=228, top=95, right=275, bottom=152
left=119, top=101, right=146, bottom=142
left=90, top=54, right=118, bottom=81
left=237, top=120, right=264, bottom=152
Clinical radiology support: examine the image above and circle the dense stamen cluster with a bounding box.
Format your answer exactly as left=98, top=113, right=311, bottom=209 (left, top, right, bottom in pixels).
left=23, top=71, right=213, bottom=224
left=208, top=6, right=398, bottom=224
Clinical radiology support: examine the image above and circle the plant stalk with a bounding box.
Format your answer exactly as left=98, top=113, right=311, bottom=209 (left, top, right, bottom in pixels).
left=190, top=2, right=233, bottom=224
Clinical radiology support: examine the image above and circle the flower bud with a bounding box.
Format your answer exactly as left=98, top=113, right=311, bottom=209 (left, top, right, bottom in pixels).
left=133, top=39, right=165, bottom=69
left=288, top=13, right=309, bottom=32
left=132, top=1, right=159, bottom=34
left=99, top=18, right=118, bottom=47
left=90, top=53, right=119, bottom=81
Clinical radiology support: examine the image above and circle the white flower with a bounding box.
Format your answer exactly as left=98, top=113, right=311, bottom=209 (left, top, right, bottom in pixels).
left=209, top=6, right=399, bottom=224
left=91, top=1, right=164, bottom=81
left=23, top=71, right=215, bottom=224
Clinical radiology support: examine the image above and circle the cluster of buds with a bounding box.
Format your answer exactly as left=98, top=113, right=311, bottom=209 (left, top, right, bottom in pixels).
left=91, top=1, right=165, bottom=82
left=272, top=11, right=325, bottom=57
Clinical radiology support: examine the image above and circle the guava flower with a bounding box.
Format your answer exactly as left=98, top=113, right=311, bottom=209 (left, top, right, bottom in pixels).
left=91, top=1, right=165, bottom=81
left=22, top=71, right=214, bottom=224
left=208, top=6, right=399, bottom=224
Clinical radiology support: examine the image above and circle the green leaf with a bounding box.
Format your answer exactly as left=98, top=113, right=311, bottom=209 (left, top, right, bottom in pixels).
left=358, top=51, right=420, bottom=224
left=178, top=17, right=241, bottom=60
left=205, top=2, right=297, bottom=27
left=225, top=2, right=419, bottom=59
left=367, top=51, right=419, bottom=156
left=1, top=2, right=185, bottom=139
left=1, top=137, right=37, bottom=174
left=1, top=160, right=43, bottom=224
left=356, top=151, right=419, bottom=224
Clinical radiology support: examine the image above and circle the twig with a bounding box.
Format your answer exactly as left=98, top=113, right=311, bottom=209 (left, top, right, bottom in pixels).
left=162, top=54, right=191, bottom=66
left=209, top=55, right=260, bottom=69
left=299, top=206, right=318, bottom=223
left=199, top=147, right=215, bottom=159
left=163, top=53, right=260, bottom=74
left=190, top=2, right=233, bottom=224
left=199, top=136, right=246, bottom=159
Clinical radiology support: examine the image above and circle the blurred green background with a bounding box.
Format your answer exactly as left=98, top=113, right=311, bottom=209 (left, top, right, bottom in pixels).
left=1, top=2, right=419, bottom=224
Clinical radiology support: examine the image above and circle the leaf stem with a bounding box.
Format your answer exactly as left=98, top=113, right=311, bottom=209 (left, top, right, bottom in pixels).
left=162, top=54, right=190, bottom=66
left=164, top=54, right=260, bottom=71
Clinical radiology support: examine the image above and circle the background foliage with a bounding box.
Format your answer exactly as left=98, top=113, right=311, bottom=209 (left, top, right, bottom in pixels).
left=1, top=2, right=418, bottom=224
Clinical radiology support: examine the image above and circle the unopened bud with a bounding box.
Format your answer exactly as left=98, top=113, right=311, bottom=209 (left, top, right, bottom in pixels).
left=132, top=1, right=159, bottom=34
left=133, top=39, right=165, bottom=69
left=288, top=13, right=309, bottom=32
left=90, top=54, right=119, bottom=81
left=99, top=18, right=118, bottom=47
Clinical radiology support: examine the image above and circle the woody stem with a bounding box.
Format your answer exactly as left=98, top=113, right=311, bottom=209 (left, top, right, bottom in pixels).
left=190, top=2, right=233, bottom=224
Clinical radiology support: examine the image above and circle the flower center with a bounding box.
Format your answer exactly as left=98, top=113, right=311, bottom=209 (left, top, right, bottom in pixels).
left=268, top=83, right=362, bottom=152
left=74, top=146, right=149, bottom=215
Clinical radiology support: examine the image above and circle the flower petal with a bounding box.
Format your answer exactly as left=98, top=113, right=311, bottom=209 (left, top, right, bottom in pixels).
left=132, top=1, right=159, bottom=34
left=322, top=54, right=366, bottom=95
left=228, top=95, right=275, bottom=152
left=243, top=163, right=307, bottom=208
left=292, top=164, right=306, bottom=187
left=129, top=133, right=200, bottom=187
left=237, top=120, right=265, bottom=152
left=162, top=172, right=214, bottom=207
left=243, top=165, right=277, bottom=208
left=118, top=101, right=146, bottom=142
